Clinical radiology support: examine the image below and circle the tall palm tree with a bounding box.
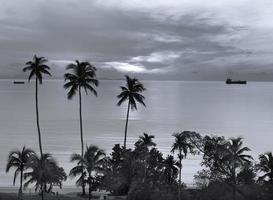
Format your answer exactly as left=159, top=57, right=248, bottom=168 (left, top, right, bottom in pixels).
left=171, top=131, right=195, bottom=200
left=226, top=137, right=252, bottom=200
left=70, top=145, right=105, bottom=200
left=24, top=153, right=67, bottom=200
left=23, top=55, right=51, bottom=156
left=117, top=75, right=146, bottom=148
left=6, top=146, right=35, bottom=198
left=64, top=60, right=98, bottom=195
left=257, top=152, right=273, bottom=184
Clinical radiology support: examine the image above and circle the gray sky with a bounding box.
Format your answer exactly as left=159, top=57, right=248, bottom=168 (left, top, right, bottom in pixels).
left=1, top=0, right=273, bottom=80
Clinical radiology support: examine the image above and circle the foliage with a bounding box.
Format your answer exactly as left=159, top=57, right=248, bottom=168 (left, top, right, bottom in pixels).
left=64, top=60, right=99, bottom=99
left=69, top=145, right=106, bottom=199
left=24, top=153, right=67, bottom=194
left=117, top=75, right=146, bottom=148
left=22, top=55, right=51, bottom=84
left=257, top=152, right=273, bottom=184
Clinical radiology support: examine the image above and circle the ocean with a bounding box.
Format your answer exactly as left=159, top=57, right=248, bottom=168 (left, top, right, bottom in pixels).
left=0, top=80, right=273, bottom=187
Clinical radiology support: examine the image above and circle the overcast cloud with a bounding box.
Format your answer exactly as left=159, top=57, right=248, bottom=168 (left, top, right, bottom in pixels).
left=1, top=0, right=273, bottom=80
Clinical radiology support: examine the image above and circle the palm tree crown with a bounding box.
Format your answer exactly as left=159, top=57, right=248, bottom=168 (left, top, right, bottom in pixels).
left=22, top=55, right=51, bottom=83
left=64, top=60, right=99, bottom=99
left=257, top=152, right=273, bottom=184
left=171, top=132, right=195, bottom=159
left=227, top=137, right=253, bottom=168
left=135, top=133, right=156, bottom=150
left=117, top=75, right=146, bottom=110
left=6, top=146, right=35, bottom=186
left=70, top=145, right=106, bottom=178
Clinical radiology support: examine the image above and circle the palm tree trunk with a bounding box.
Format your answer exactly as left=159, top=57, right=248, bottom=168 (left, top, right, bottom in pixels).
left=19, top=169, right=23, bottom=199
left=88, top=175, right=92, bottom=200
left=41, top=185, right=44, bottom=200
left=79, top=87, right=86, bottom=196
left=178, top=150, right=182, bottom=200
left=233, top=165, right=236, bottom=200
left=79, top=87, right=84, bottom=158
left=36, top=77, right=43, bottom=156
left=143, top=151, right=148, bottom=183
left=123, top=102, right=130, bottom=148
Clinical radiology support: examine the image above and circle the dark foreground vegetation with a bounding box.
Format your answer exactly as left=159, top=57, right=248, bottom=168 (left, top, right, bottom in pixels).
left=6, top=133, right=273, bottom=200
left=4, top=55, right=273, bottom=200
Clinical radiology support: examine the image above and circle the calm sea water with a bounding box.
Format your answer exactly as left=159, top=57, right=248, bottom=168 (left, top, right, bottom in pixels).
left=0, top=80, right=273, bottom=187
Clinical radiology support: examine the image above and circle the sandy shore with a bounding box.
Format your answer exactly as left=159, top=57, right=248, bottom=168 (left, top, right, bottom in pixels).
left=0, top=188, right=125, bottom=200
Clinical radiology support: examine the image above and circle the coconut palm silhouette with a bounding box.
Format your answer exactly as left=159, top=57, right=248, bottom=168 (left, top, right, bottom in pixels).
left=70, top=145, right=105, bottom=200
left=171, top=132, right=195, bottom=200
left=117, top=75, right=145, bottom=148
left=257, top=152, right=273, bottom=184
left=64, top=60, right=99, bottom=195
left=24, top=153, right=66, bottom=200
left=23, top=55, right=51, bottom=156
left=226, top=137, right=252, bottom=200
left=6, top=146, right=35, bottom=199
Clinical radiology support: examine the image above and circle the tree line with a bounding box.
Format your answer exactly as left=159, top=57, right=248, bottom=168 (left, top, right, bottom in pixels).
left=5, top=55, right=273, bottom=200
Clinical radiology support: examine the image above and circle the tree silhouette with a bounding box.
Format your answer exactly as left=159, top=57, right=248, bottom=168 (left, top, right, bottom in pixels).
left=135, top=133, right=156, bottom=151
left=6, top=146, right=35, bottom=199
left=117, top=75, right=145, bottom=148
left=70, top=145, right=105, bottom=200
left=163, top=155, right=178, bottom=185
left=257, top=152, right=273, bottom=184
left=23, top=55, right=51, bottom=156
left=135, top=133, right=156, bottom=182
left=171, top=131, right=195, bottom=200
left=24, top=153, right=67, bottom=200
left=226, top=137, right=252, bottom=200
left=64, top=60, right=99, bottom=195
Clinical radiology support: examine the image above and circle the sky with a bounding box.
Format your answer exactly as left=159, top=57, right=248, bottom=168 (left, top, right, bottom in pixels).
left=1, top=0, right=273, bottom=80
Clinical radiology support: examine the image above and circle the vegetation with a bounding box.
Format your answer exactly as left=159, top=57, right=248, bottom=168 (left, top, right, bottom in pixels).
left=117, top=75, right=146, bottom=148
left=22, top=55, right=51, bottom=156
left=6, top=146, right=35, bottom=199
left=3, top=58, right=273, bottom=200
left=24, top=153, right=66, bottom=200
left=64, top=60, right=99, bottom=195
left=69, top=145, right=106, bottom=200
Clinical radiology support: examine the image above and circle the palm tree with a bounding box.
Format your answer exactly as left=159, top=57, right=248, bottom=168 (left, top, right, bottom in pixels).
left=135, top=133, right=156, bottom=182
left=24, top=153, right=67, bottom=200
left=163, top=155, right=178, bottom=185
left=171, top=131, right=195, bottom=200
left=117, top=75, right=146, bottom=148
left=6, top=146, right=35, bottom=198
left=64, top=60, right=99, bottom=195
left=257, top=152, right=273, bottom=184
left=70, top=145, right=105, bottom=200
left=226, top=137, right=252, bottom=200
left=135, top=133, right=156, bottom=151
left=23, top=55, right=51, bottom=156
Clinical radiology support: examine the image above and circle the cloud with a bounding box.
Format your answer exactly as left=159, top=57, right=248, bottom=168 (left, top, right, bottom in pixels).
left=102, top=62, right=165, bottom=74
left=131, top=51, right=181, bottom=63
left=1, top=0, right=273, bottom=80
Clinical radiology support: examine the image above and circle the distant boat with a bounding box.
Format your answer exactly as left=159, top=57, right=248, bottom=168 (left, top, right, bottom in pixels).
left=226, top=78, right=247, bottom=84
left=13, top=81, right=25, bottom=84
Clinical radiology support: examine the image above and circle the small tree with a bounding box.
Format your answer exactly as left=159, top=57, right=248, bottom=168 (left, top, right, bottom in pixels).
left=6, top=146, right=35, bottom=199
left=24, top=153, right=67, bottom=200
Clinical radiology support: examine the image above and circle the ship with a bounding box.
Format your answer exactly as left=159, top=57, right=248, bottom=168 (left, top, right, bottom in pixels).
left=13, top=81, right=25, bottom=84
left=226, top=78, right=247, bottom=84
